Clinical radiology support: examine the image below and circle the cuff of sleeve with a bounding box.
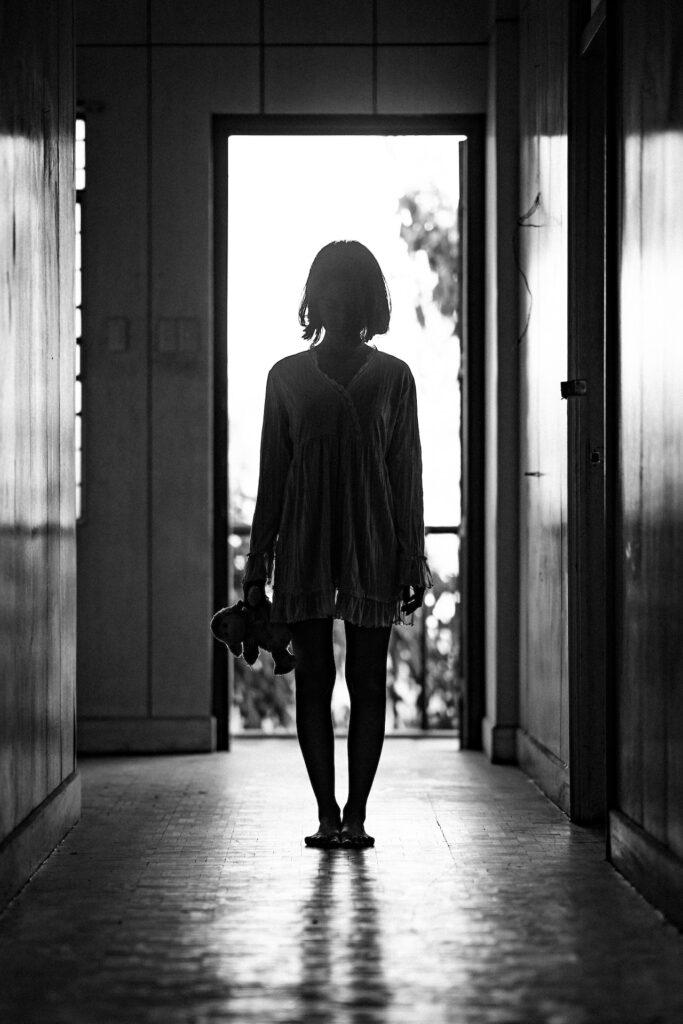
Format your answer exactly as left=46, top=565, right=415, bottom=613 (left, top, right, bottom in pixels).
left=398, top=554, right=433, bottom=590
left=243, top=550, right=274, bottom=586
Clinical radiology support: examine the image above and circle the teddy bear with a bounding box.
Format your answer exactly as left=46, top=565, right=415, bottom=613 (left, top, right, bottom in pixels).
left=210, top=595, right=296, bottom=676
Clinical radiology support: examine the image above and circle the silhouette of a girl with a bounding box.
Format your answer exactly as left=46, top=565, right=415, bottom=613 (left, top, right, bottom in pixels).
left=243, top=240, right=432, bottom=848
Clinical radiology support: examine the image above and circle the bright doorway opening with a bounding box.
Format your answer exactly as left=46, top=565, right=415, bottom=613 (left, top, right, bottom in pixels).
left=225, top=133, right=465, bottom=738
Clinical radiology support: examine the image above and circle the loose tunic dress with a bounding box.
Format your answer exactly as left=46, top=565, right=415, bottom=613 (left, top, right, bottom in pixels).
left=242, top=344, right=432, bottom=628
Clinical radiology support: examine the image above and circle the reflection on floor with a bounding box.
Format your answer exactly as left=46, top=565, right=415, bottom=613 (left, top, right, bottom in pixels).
left=1, top=739, right=682, bottom=1023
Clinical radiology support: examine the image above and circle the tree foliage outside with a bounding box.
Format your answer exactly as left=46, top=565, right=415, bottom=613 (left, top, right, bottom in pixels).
left=394, top=184, right=463, bottom=731
left=397, top=187, right=461, bottom=333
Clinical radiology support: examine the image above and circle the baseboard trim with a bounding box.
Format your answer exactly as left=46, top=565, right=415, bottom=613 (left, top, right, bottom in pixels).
left=0, top=771, right=81, bottom=908
left=610, top=809, right=683, bottom=931
left=516, top=727, right=570, bottom=815
left=482, top=717, right=518, bottom=763
left=77, top=716, right=217, bottom=753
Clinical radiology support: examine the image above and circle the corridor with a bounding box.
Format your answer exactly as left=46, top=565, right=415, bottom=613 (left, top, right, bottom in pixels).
left=1, top=740, right=681, bottom=1024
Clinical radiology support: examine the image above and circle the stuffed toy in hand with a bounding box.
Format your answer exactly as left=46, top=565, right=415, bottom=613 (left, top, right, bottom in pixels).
left=210, top=596, right=296, bottom=676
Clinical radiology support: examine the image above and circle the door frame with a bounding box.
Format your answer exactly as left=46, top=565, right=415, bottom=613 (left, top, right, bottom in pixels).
left=212, top=114, right=485, bottom=750
left=566, top=2, right=613, bottom=824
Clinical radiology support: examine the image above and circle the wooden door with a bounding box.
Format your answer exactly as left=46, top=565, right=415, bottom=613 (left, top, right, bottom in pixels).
left=517, top=0, right=571, bottom=809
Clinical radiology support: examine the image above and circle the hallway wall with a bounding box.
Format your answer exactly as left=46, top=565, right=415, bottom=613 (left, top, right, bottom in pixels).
left=74, top=0, right=490, bottom=752
left=0, top=0, right=79, bottom=905
left=515, top=0, right=570, bottom=810
left=610, top=0, right=683, bottom=928
left=513, top=0, right=683, bottom=926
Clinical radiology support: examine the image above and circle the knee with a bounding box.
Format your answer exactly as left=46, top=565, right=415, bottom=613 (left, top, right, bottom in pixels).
left=294, top=659, right=336, bottom=701
left=288, top=619, right=335, bottom=697
left=346, top=670, right=387, bottom=705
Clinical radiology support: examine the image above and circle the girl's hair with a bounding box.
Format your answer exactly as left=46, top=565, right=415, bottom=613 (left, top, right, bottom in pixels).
left=298, top=240, right=392, bottom=345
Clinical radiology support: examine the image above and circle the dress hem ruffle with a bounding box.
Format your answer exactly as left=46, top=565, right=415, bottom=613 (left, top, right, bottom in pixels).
left=272, top=587, right=421, bottom=629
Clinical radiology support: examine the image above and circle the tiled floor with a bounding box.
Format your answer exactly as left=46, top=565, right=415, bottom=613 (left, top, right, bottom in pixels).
left=1, top=739, right=682, bottom=1024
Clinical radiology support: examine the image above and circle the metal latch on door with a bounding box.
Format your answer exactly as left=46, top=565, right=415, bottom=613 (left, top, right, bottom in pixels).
left=560, top=379, right=588, bottom=399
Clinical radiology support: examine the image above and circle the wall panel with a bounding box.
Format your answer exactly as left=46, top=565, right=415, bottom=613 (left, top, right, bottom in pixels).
left=0, top=0, right=79, bottom=905
left=265, top=0, right=372, bottom=43
left=151, top=0, right=260, bottom=43
left=150, top=48, right=257, bottom=724
left=516, top=0, right=569, bottom=808
left=76, top=0, right=147, bottom=45
left=377, top=46, right=487, bottom=114
left=264, top=47, right=373, bottom=113
left=615, top=0, right=683, bottom=863
left=76, top=49, right=150, bottom=720
left=377, top=0, right=489, bottom=43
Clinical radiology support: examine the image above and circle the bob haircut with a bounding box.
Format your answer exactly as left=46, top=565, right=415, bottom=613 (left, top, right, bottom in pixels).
left=298, top=240, right=392, bottom=345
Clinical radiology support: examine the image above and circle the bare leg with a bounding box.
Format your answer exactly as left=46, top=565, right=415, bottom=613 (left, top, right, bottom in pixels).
left=342, top=621, right=392, bottom=847
left=288, top=618, right=341, bottom=846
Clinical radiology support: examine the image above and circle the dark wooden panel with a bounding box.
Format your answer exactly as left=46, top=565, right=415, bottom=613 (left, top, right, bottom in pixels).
left=518, top=0, right=570, bottom=771
left=0, top=0, right=76, bottom=845
left=616, top=0, right=683, bottom=860
left=610, top=810, right=683, bottom=932
left=517, top=728, right=570, bottom=814
left=0, top=774, right=80, bottom=908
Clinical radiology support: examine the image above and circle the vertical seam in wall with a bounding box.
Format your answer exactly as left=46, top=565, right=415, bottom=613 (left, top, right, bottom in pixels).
left=372, top=0, right=378, bottom=115
left=57, top=0, right=63, bottom=776
left=146, top=0, right=154, bottom=716
left=65, top=0, right=74, bottom=773
left=41, top=10, right=50, bottom=794
left=70, top=0, right=77, bottom=769
left=259, top=0, right=265, bottom=115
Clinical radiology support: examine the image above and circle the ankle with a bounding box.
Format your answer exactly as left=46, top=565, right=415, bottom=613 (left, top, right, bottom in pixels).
left=342, top=804, right=366, bottom=824
left=318, top=804, right=341, bottom=825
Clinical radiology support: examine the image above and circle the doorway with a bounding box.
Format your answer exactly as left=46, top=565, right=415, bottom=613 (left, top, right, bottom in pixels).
left=213, top=116, right=485, bottom=750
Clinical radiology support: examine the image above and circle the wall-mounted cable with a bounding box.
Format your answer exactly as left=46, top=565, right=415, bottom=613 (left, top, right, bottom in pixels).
left=513, top=192, right=543, bottom=347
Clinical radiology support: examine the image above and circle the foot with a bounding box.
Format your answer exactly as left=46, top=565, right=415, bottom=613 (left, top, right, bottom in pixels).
left=340, top=813, right=375, bottom=848
left=304, top=814, right=341, bottom=849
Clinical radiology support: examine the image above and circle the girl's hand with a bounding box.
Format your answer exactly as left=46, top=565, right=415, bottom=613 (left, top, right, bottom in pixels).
left=401, top=585, right=425, bottom=615
left=243, top=581, right=266, bottom=608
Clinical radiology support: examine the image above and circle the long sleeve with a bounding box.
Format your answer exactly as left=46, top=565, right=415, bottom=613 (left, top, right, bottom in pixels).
left=243, top=369, right=293, bottom=586
left=385, top=369, right=433, bottom=591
